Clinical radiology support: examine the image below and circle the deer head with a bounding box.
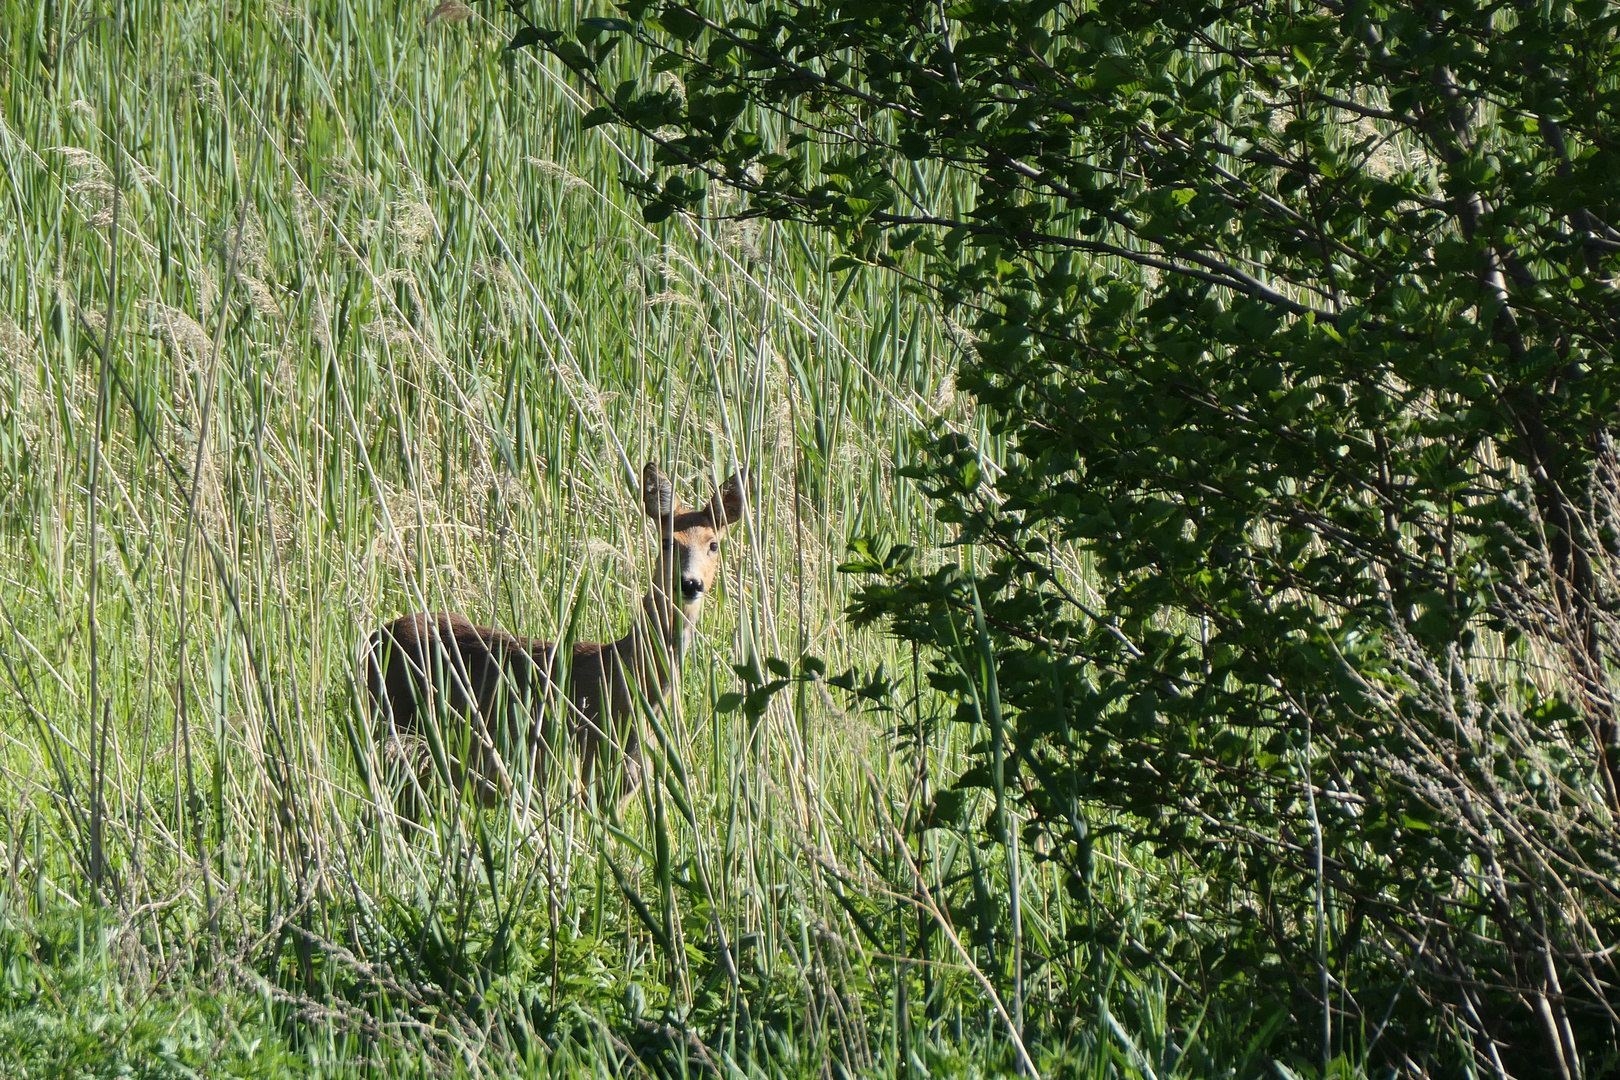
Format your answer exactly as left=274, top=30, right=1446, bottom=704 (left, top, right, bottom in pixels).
left=640, top=463, right=747, bottom=634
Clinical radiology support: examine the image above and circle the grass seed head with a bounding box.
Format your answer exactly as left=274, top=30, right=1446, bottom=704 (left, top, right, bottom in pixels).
left=146, top=301, right=212, bottom=366
left=426, top=0, right=475, bottom=26
left=47, top=145, right=107, bottom=174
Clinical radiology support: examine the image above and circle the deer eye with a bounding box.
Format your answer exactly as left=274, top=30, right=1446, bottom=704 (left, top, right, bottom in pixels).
left=709, top=541, right=719, bottom=553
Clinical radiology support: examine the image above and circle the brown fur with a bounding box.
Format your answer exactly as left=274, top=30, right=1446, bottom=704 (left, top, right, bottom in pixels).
left=363, top=464, right=746, bottom=812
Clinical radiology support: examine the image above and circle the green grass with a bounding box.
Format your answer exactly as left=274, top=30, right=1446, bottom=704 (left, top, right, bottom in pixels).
left=0, top=1, right=1315, bottom=1077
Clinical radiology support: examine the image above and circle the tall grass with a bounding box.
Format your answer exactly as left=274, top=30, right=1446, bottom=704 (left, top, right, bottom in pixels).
left=0, top=1, right=1256, bottom=1076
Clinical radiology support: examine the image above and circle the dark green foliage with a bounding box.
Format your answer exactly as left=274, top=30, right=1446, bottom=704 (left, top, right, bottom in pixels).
left=517, top=0, right=1620, bottom=1073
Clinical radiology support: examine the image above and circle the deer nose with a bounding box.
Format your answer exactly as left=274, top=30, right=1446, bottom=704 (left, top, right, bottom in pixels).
left=680, top=576, right=704, bottom=599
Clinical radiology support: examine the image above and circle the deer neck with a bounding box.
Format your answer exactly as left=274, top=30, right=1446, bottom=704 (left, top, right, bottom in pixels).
left=624, top=587, right=695, bottom=699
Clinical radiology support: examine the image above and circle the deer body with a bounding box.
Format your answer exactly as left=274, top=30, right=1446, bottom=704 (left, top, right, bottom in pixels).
left=364, top=464, right=745, bottom=809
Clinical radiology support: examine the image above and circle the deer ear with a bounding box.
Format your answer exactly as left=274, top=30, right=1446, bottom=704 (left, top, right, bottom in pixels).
left=707, top=470, right=748, bottom=531
left=642, top=463, right=676, bottom=520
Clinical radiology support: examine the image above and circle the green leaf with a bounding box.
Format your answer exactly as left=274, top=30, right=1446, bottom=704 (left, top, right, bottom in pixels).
left=658, top=7, right=703, bottom=40
left=554, top=41, right=593, bottom=69
left=929, top=788, right=968, bottom=827
left=506, top=26, right=548, bottom=52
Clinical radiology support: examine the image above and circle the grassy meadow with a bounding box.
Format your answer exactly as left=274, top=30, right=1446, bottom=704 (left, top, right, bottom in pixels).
left=0, top=1, right=1214, bottom=1076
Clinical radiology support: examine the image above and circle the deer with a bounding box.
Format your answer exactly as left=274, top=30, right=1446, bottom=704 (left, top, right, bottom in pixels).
left=363, top=463, right=747, bottom=815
